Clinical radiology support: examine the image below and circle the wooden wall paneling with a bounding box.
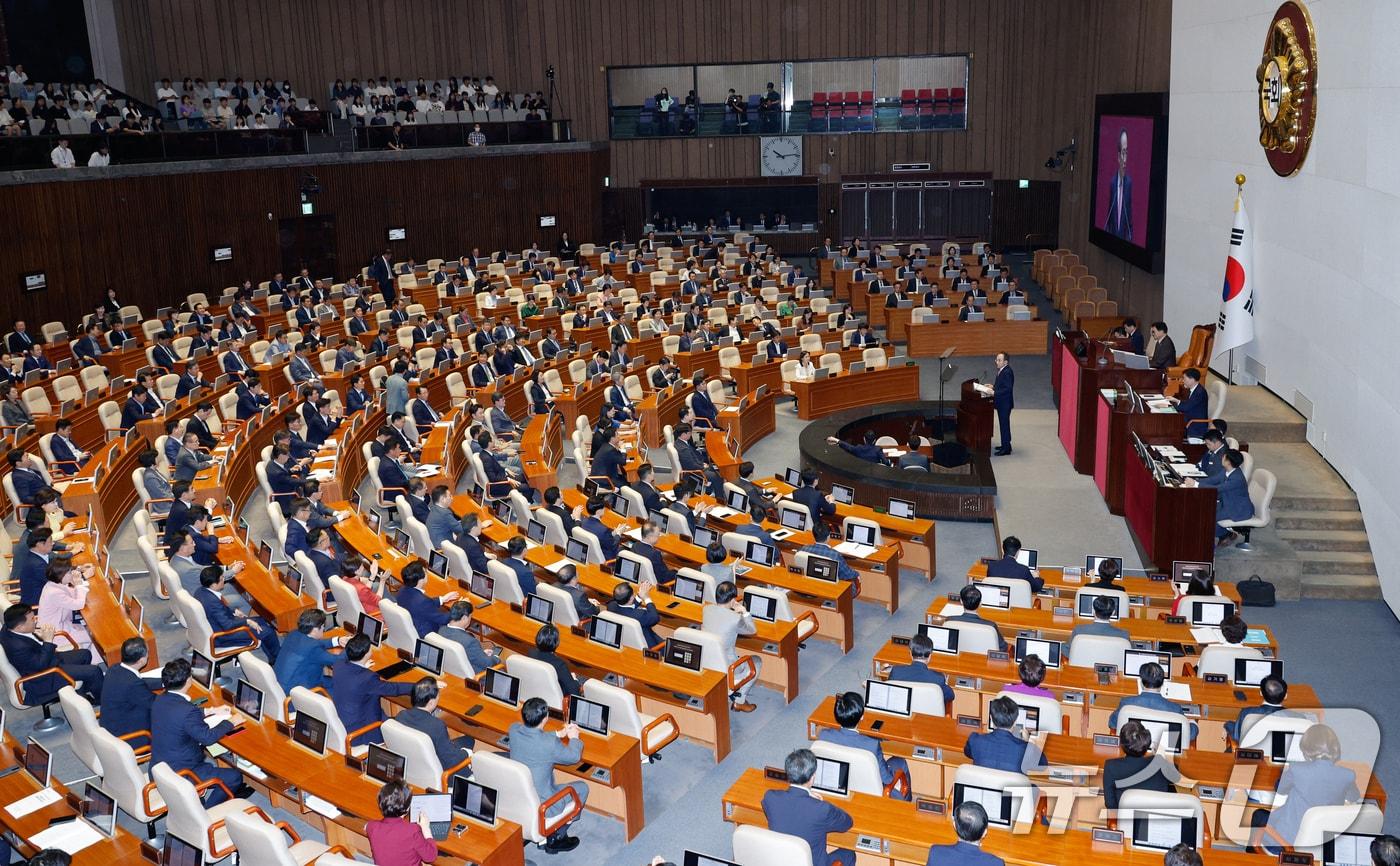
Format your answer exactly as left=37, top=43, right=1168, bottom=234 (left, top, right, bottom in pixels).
left=0, top=147, right=606, bottom=327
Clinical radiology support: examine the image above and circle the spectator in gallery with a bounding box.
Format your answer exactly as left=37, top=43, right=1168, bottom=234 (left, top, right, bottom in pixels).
left=468, top=124, right=487, bottom=147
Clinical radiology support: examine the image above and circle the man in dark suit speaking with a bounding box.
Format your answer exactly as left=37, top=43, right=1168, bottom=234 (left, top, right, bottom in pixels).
left=1104, top=127, right=1133, bottom=240
left=992, top=352, right=1015, bottom=456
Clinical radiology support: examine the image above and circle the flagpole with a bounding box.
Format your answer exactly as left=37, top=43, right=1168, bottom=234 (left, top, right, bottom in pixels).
left=1227, top=173, right=1246, bottom=386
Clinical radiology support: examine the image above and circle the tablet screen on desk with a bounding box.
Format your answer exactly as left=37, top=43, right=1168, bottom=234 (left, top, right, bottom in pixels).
left=1123, top=649, right=1171, bottom=680
left=805, top=556, right=838, bottom=582
left=451, top=776, right=498, bottom=826
left=831, top=484, right=854, bottom=505
left=22, top=738, right=49, bottom=787
left=953, top=783, right=1013, bottom=826
left=565, top=538, right=589, bottom=564
left=845, top=523, right=877, bottom=547
left=1190, top=600, right=1234, bottom=626
left=526, top=519, right=547, bottom=545
left=524, top=594, right=554, bottom=624
left=664, top=637, right=702, bottom=671
left=778, top=506, right=807, bottom=531
left=366, top=743, right=406, bottom=783
left=1131, top=812, right=1194, bottom=850
left=483, top=669, right=520, bottom=706
left=1171, top=560, right=1212, bottom=585
left=470, top=573, right=495, bottom=602
left=1077, top=592, right=1120, bottom=619
left=743, top=540, right=775, bottom=568
left=783, top=468, right=801, bottom=486
left=743, top=591, right=777, bottom=622
left=82, top=782, right=116, bottom=836
left=1322, top=831, right=1382, bottom=866
left=691, top=526, right=716, bottom=548
left=292, top=713, right=328, bottom=756
left=917, top=624, right=960, bottom=654
left=684, top=852, right=741, bottom=866
left=864, top=679, right=912, bottom=717
left=163, top=833, right=204, bottom=866
left=589, top=616, right=623, bottom=649
left=674, top=574, right=706, bottom=603
left=888, top=498, right=915, bottom=520
left=1085, top=554, right=1122, bottom=577
left=810, top=757, right=850, bottom=796
left=1015, top=637, right=1061, bottom=668
left=1234, top=658, right=1282, bottom=687
left=189, top=650, right=214, bottom=689
left=414, top=639, right=444, bottom=675
left=569, top=697, right=610, bottom=735
left=234, top=678, right=264, bottom=722
left=976, top=582, right=1010, bottom=609
left=357, top=612, right=384, bottom=646
left=1015, top=548, right=1039, bottom=568
left=726, top=489, right=748, bottom=512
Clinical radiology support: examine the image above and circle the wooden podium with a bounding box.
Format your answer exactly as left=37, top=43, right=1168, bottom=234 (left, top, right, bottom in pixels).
left=1094, top=391, right=1187, bottom=515
left=1055, top=332, right=1166, bottom=474
left=1123, top=440, right=1218, bottom=568
left=956, top=379, right=994, bottom=451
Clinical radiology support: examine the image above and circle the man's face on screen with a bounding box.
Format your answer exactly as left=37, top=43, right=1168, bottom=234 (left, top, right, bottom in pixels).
left=1118, top=131, right=1129, bottom=173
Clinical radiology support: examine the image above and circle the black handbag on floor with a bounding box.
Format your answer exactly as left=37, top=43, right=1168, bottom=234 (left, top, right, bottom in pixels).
left=1236, top=575, right=1276, bottom=607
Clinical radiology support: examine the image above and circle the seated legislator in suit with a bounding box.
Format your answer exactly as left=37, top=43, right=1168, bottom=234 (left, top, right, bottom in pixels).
left=1227, top=675, right=1300, bottom=744
left=1069, top=594, right=1130, bottom=645
left=425, top=485, right=460, bottom=549
left=273, top=608, right=341, bottom=694
left=923, top=801, right=1006, bottom=866
left=1148, top=321, right=1177, bottom=371
left=1, top=602, right=104, bottom=702
left=1185, top=448, right=1254, bottom=546
left=985, top=535, right=1045, bottom=593
left=819, top=691, right=912, bottom=799
left=395, top=677, right=475, bottom=769
left=529, top=623, right=582, bottom=698
left=945, top=584, right=1007, bottom=650
left=606, top=581, right=662, bottom=649
left=762, top=748, right=856, bottom=866
left=1197, top=429, right=1227, bottom=482
left=1107, top=662, right=1198, bottom=744
left=590, top=425, right=628, bottom=490
left=509, top=697, right=589, bottom=854
left=827, top=430, right=887, bottom=465
left=963, top=696, right=1043, bottom=773
left=100, top=637, right=162, bottom=744
left=331, top=633, right=416, bottom=748
left=151, top=657, right=250, bottom=805
left=885, top=633, right=955, bottom=707
left=627, top=464, right=665, bottom=515
left=194, top=565, right=281, bottom=662
left=396, top=560, right=455, bottom=636
left=438, top=601, right=499, bottom=674
left=1170, top=367, right=1210, bottom=436
left=897, top=436, right=930, bottom=470
left=580, top=496, right=621, bottom=562
left=47, top=419, right=89, bottom=471
left=1250, top=723, right=1360, bottom=853
left=1102, top=720, right=1182, bottom=810
left=629, top=521, right=675, bottom=587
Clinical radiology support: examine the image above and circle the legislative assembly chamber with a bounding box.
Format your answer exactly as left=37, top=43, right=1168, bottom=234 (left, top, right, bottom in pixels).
left=0, top=1, right=1394, bottom=865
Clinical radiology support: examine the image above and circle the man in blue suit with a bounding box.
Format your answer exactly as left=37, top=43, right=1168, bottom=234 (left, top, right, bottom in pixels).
left=791, top=470, right=837, bottom=523
left=827, top=429, right=886, bottom=465
left=762, top=748, right=855, bottom=866
left=1107, top=662, right=1198, bottom=744
left=985, top=535, right=1044, bottom=593
left=1227, top=676, right=1299, bottom=744
left=606, top=581, right=662, bottom=648
left=689, top=374, right=720, bottom=427
left=425, top=486, right=460, bottom=550
left=100, top=638, right=161, bottom=744
left=121, top=385, right=157, bottom=431
left=819, top=692, right=912, bottom=800
left=1187, top=449, right=1253, bottom=544
left=331, top=633, right=416, bottom=747
left=14, top=527, right=54, bottom=605
left=395, top=560, right=453, bottom=636
left=1197, top=429, right=1227, bottom=482
left=1, top=602, right=104, bottom=702
left=47, top=420, right=88, bottom=472
left=222, top=338, right=252, bottom=378
left=150, top=658, right=249, bottom=805
left=886, top=633, right=956, bottom=708
left=590, top=426, right=628, bottom=490
left=6, top=449, right=47, bottom=508
left=195, top=566, right=281, bottom=663
left=1104, top=127, right=1134, bottom=240
left=946, top=584, right=1007, bottom=651
left=629, top=522, right=675, bottom=586
left=235, top=377, right=271, bottom=420
left=923, top=801, right=1005, bottom=866
left=267, top=447, right=307, bottom=515
left=992, top=352, right=1014, bottom=455
left=1171, top=368, right=1210, bottom=436
left=284, top=497, right=313, bottom=559
left=274, top=609, right=341, bottom=694
left=964, top=696, right=1043, bottom=773
left=369, top=249, right=396, bottom=303
left=500, top=535, right=538, bottom=597
left=580, top=497, right=620, bottom=562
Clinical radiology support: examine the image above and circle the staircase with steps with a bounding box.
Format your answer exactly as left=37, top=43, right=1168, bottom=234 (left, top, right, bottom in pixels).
left=1210, top=391, right=1380, bottom=599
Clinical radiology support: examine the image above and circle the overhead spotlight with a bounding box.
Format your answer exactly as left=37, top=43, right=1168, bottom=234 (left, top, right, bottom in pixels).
left=1044, top=139, right=1077, bottom=172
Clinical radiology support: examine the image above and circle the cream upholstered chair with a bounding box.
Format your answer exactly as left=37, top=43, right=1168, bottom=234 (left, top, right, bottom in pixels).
left=91, top=728, right=165, bottom=837
left=58, top=685, right=105, bottom=775
left=886, top=679, right=947, bottom=716
left=174, top=590, right=260, bottom=680
left=289, top=685, right=372, bottom=757
left=732, top=824, right=813, bottom=866
left=238, top=653, right=291, bottom=723
left=1117, top=790, right=1207, bottom=847
left=1066, top=634, right=1130, bottom=669
left=581, top=679, right=678, bottom=762
left=1218, top=468, right=1277, bottom=550
left=152, top=760, right=265, bottom=862
left=671, top=626, right=757, bottom=697
left=380, top=717, right=472, bottom=792
left=1196, top=643, right=1263, bottom=679
left=1114, top=705, right=1193, bottom=752
left=943, top=619, right=1002, bottom=655
left=377, top=598, right=420, bottom=655
left=978, top=576, right=1034, bottom=609
left=506, top=654, right=566, bottom=711
left=486, top=559, right=526, bottom=605
left=952, top=764, right=1038, bottom=827
left=224, top=809, right=340, bottom=866
left=811, top=738, right=908, bottom=798
left=469, top=751, right=584, bottom=849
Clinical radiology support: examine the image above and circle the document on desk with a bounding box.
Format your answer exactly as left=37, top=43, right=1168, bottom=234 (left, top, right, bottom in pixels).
left=972, top=383, right=993, bottom=396
left=1171, top=463, right=1207, bottom=478
left=833, top=541, right=878, bottom=559
left=706, top=506, right=738, bottom=519
left=1190, top=627, right=1224, bottom=645
left=28, top=819, right=104, bottom=855
left=938, top=602, right=966, bottom=618
left=414, top=464, right=443, bottom=477
left=304, top=793, right=342, bottom=819
left=1150, top=681, right=1193, bottom=702
left=5, top=787, right=61, bottom=818
left=542, top=557, right=571, bottom=574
